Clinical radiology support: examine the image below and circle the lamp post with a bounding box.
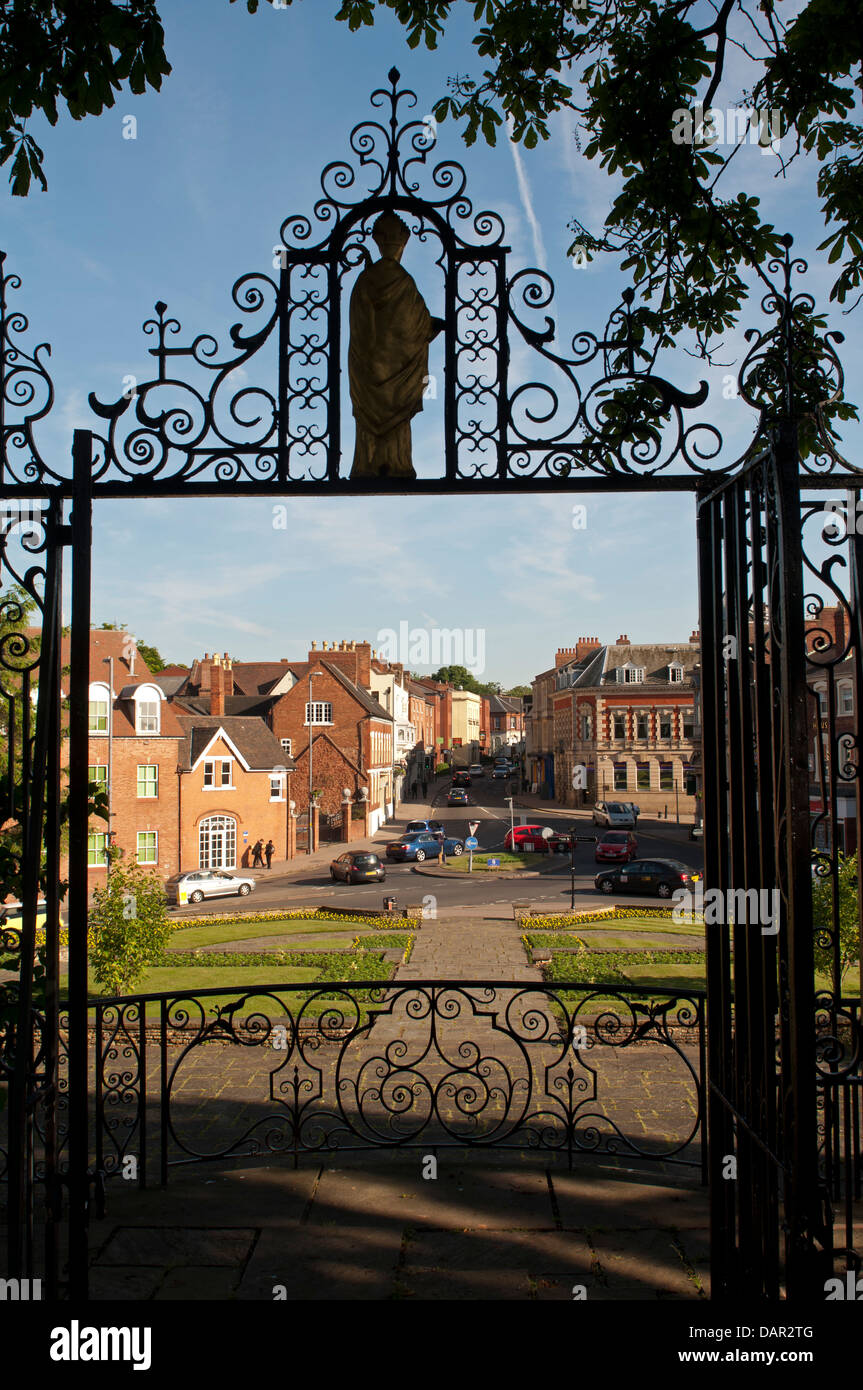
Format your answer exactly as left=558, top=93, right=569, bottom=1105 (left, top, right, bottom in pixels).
left=308, top=671, right=319, bottom=853
left=102, top=656, right=113, bottom=871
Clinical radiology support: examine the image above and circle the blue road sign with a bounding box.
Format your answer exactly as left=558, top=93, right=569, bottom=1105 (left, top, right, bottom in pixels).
left=487, top=857, right=500, bottom=866
left=465, top=836, right=479, bottom=849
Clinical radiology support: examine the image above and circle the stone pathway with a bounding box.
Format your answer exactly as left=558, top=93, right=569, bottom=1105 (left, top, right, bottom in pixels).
left=86, top=1156, right=712, bottom=1301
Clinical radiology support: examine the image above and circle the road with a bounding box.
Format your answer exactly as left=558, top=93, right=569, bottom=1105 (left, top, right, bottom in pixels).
left=168, top=776, right=705, bottom=920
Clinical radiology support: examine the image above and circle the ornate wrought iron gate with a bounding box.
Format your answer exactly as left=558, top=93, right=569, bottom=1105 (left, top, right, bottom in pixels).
left=1, top=72, right=860, bottom=1300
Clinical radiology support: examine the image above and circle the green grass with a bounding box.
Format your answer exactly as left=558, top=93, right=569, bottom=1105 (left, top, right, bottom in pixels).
left=168, top=917, right=385, bottom=949
left=437, top=851, right=546, bottom=871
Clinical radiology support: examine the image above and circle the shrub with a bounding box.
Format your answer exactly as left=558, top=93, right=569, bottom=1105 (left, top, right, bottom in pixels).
left=812, top=851, right=861, bottom=993
left=88, top=850, right=170, bottom=996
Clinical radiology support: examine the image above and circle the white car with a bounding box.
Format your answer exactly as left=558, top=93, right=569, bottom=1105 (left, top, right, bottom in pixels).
left=165, top=869, right=256, bottom=905
left=592, top=801, right=636, bottom=829
left=468, top=763, right=485, bottom=779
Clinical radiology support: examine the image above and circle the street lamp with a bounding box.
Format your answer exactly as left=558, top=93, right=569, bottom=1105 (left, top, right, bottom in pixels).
left=308, top=671, right=320, bottom=853
left=102, top=656, right=113, bottom=871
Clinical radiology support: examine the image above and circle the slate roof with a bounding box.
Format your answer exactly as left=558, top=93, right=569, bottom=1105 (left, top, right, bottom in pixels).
left=557, top=643, right=699, bottom=690
left=176, top=716, right=295, bottom=771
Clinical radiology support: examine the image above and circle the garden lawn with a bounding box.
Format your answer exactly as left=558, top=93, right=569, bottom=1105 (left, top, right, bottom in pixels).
left=437, top=851, right=546, bottom=871
left=168, top=917, right=390, bottom=949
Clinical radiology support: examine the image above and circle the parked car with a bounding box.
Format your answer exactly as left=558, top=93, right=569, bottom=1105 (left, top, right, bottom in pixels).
left=0, top=897, right=48, bottom=929
left=592, top=801, right=636, bottom=828
left=689, top=822, right=704, bottom=840
left=385, top=831, right=464, bottom=862
left=405, top=819, right=446, bottom=836
left=451, top=771, right=471, bottom=787
left=595, top=830, right=638, bottom=864
left=594, top=858, right=701, bottom=898
left=546, top=829, right=578, bottom=854
left=165, top=869, right=256, bottom=905
left=329, top=851, right=385, bottom=884
left=447, top=787, right=470, bottom=806
left=468, top=764, right=484, bottom=779
left=503, top=824, right=552, bottom=853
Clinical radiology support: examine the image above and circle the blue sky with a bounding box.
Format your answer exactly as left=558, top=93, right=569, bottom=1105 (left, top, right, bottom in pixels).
left=2, top=0, right=859, bottom=684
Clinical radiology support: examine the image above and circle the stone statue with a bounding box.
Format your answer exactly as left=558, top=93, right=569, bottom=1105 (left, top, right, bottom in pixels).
left=348, top=211, right=444, bottom=479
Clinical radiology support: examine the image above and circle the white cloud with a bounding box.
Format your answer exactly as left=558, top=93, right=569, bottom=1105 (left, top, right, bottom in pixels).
left=507, top=120, right=548, bottom=274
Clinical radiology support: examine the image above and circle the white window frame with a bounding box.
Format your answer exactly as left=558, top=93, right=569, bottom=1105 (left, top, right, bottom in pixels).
left=88, top=764, right=108, bottom=787
left=87, top=831, right=108, bottom=868
left=136, top=831, right=158, bottom=864
left=305, top=701, right=333, bottom=725
left=269, top=772, right=286, bottom=801
left=668, top=663, right=685, bottom=683
left=137, top=764, right=158, bottom=798
left=88, top=682, right=110, bottom=734
left=280, top=737, right=293, bottom=755
left=136, top=700, right=160, bottom=734
left=203, top=757, right=233, bottom=789
left=839, top=684, right=854, bottom=716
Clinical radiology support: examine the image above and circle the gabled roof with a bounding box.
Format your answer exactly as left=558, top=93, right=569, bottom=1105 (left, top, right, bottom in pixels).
left=320, top=660, right=391, bottom=720
left=601, top=643, right=699, bottom=685
left=174, top=694, right=277, bottom=718
left=175, top=715, right=295, bottom=771
left=487, top=694, right=524, bottom=715
left=228, top=661, right=303, bottom=696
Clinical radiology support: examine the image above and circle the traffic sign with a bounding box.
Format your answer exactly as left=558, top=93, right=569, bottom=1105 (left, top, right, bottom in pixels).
left=468, top=820, right=480, bottom=835
left=487, top=857, right=500, bottom=867
left=465, top=836, right=479, bottom=850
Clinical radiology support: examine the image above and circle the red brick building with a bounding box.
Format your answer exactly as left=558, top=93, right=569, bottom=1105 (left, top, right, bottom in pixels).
left=71, top=631, right=185, bottom=882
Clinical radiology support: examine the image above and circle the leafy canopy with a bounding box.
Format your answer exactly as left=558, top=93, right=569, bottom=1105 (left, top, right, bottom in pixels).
left=0, top=0, right=170, bottom=195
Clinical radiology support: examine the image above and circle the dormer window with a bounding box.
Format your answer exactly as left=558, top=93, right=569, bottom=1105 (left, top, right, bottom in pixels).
left=668, top=662, right=685, bottom=684
left=617, top=664, right=644, bottom=684
left=132, top=683, right=162, bottom=735
left=88, top=682, right=111, bottom=734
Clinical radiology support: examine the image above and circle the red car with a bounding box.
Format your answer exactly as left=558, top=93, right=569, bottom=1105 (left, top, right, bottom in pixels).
left=595, top=830, right=638, bottom=864
left=503, top=824, right=552, bottom=853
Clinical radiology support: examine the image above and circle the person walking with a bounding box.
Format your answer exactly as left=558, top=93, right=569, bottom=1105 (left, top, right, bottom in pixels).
left=251, top=838, right=264, bottom=868
left=264, top=839, right=275, bottom=869
left=421, top=777, right=428, bottom=799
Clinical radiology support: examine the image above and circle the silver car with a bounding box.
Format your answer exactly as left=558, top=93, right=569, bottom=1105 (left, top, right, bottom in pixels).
left=165, top=869, right=256, bottom=905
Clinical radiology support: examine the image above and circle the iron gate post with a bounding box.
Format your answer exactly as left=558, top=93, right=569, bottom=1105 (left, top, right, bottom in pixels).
left=66, top=428, right=93, bottom=1298
left=770, top=420, right=831, bottom=1298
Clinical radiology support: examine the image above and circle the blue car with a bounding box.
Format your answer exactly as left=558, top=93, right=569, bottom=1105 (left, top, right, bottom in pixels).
left=404, top=819, right=446, bottom=836
left=385, top=831, right=464, bottom=862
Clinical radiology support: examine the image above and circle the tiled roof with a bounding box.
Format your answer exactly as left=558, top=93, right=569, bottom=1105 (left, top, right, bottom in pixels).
left=176, top=715, right=295, bottom=771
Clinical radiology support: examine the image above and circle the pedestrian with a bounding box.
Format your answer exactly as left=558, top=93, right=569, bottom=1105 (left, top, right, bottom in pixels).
left=251, top=838, right=264, bottom=868
left=265, top=839, right=275, bottom=869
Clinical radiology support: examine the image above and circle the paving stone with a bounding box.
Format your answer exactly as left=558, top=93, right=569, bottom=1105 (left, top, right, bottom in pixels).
left=404, top=1227, right=595, bottom=1277
left=88, top=1265, right=165, bottom=1301
left=397, top=1267, right=532, bottom=1300
left=590, top=1228, right=696, bottom=1296
left=154, top=1266, right=244, bottom=1299
left=307, top=1165, right=554, bottom=1230
left=94, top=1225, right=256, bottom=1267
left=552, top=1172, right=709, bottom=1229
left=235, top=1225, right=402, bottom=1300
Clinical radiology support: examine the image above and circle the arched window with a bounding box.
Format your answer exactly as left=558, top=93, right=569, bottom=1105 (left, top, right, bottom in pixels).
left=88, top=681, right=110, bottom=734
left=199, top=814, right=237, bottom=869
left=133, top=683, right=162, bottom=734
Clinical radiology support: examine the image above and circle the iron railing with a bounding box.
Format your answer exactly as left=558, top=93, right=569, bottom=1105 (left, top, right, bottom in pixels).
left=85, top=981, right=708, bottom=1182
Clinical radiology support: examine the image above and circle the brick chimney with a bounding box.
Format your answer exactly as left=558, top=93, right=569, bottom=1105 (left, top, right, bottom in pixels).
left=617, top=634, right=629, bottom=644
left=689, top=629, right=700, bottom=644
left=210, top=656, right=225, bottom=717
